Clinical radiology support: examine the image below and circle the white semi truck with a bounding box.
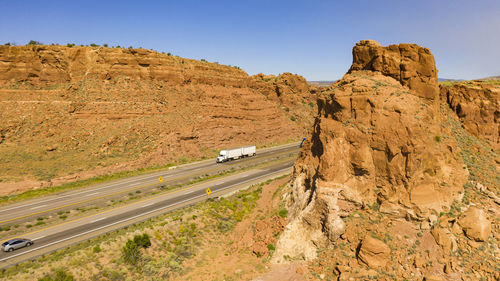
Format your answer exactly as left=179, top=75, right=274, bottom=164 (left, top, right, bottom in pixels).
left=216, top=146, right=256, bottom=163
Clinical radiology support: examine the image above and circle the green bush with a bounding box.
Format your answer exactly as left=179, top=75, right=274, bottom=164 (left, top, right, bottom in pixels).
left=66, top=43, right=75, bottom=48
left=27, top=40, right=41, bottom=45
left=122, top=239, right=142, bottom=265
left=38, top=269, right=74, bottom=281
left=93, top=244, right=101, bottom=253
left=434, top=135, right=441, bottom=143
left=278, top=209, right=288, bottom=218
left=133, top=233, right=151, bottom=248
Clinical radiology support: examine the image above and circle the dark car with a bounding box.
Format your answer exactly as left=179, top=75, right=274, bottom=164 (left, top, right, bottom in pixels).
left=1, top=238, right=33, bottom=252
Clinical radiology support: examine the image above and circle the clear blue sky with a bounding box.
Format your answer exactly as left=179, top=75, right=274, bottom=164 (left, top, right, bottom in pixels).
left=1, top=0, right=499, bottom=80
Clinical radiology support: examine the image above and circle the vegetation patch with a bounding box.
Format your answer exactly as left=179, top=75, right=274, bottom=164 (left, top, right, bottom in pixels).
left=0, top=174, right=291, bottom=280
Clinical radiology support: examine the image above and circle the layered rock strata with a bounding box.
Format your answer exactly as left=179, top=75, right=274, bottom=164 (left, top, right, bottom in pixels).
left=274, top=40, right=469, bottom=262
left=0, top=45, right=317, bottom=194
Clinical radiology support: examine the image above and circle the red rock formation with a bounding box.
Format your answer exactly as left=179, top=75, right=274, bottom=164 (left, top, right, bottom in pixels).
left=0, top=45, right=249, bottom=87
left=0, top=45, right=316, bottom=194
left=274, top=40, right=468, bottom=262
left=349, top=40, right=439, bottom=100
left=440, top=81, right=499, bottom=152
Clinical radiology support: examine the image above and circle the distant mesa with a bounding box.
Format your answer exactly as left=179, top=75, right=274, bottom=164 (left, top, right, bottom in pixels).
left=307, top=81, right=336, bottom=87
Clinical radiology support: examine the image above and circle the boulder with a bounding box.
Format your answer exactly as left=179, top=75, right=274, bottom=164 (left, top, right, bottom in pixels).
left=458, top=207, right=492, bottom=242
left=357, top=236, right=391, bottom=268
left=431, top=226, right=456, bottom=252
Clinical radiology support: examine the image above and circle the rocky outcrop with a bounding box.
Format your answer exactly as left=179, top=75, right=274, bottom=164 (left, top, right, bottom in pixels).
left=458, top=207, right=492, bottom=242
left=440, top=81, right=500, bottom=152
left=349, top=40, right=439, bottom=100
left=0, top=45, right=248, bottom=87
left=273, top=40, right=468, bottom=262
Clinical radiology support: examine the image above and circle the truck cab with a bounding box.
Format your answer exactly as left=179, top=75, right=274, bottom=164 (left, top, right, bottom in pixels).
left=216, top=150, right=227, bottom=163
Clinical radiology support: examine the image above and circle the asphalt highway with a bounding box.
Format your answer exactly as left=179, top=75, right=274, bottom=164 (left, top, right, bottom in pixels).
left=0, top=143, right=298, bottom=268
left=0, top=143, right=299, bottom=226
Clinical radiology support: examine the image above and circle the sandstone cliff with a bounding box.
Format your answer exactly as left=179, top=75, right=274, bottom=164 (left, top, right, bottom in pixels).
left=273, top=41, right=498, bottom=280
left=440, top=81, right=499, bottom=152
left=0, top=45, right=317, bottom=195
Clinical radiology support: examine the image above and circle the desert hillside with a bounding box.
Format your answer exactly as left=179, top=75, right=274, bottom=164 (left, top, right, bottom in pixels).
left=274, top=40, right=499, bottom=280
left=0, top=45, right=317, bottom=195
left=1, top=40, right=498, bottom=281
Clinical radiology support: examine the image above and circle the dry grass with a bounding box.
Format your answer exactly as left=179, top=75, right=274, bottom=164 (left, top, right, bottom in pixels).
left=0, top=175, right=290, bottom=281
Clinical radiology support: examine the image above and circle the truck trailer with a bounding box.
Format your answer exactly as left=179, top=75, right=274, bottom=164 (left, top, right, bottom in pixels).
left=216, top=146, right=256, bottom=163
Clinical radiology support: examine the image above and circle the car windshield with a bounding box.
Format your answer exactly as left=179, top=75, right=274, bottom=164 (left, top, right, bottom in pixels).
left=2, top=241, right=9, bottom=246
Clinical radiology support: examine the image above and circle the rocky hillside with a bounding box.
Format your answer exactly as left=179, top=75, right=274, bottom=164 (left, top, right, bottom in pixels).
left=274, top=40, right=499, bottom=280
left=440, top=81, right=499, bottom=152
left=0, top=45, right=317, bottom=195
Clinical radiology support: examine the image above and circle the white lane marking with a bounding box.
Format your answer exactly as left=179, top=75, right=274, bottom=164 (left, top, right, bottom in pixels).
left=0, top=175, right=175, bottom=213
left=0, top=166, right=292, bottom=262
left=240, top=174, right=249, bottom=178
left=85, top=192, right=99, bottom=197
left=141, top=203, right=154, bottom=208
left=0, top=146, right=296, bottom=214
left=29, top=205, right=47, bottom=210
left=214, top=167, right=290, bottom=193
left=184, top=190, right=197, bottom=195
left=90, top=217, right=107, bottom=223
left=32, top=235, right=46, bottom=241
left=218, top=181, right=225, bottom=185
left=0, top=193, right=206, bottom=262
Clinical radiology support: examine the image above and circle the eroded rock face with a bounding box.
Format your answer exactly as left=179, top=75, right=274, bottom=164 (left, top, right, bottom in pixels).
left=0, top=45, right=317, bottom=195
left=273, top=41, right=468, bottom=262
left=349, top=40, right=439, bottom=100
left=440, top=81, right=500, bottom=152
left=0, top=45, right=248, bottom=87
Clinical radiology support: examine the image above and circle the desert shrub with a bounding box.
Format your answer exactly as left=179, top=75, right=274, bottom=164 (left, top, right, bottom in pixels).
left=278, top=209, right=288, bottom=218
left=90, top=43, right=99, bottom=47
left=122, top=239, right=142, bottom=265
left=103, top=43, right=108, bottom=47
left=66, top=43, right=75, bottom=47
left=133, top=233, right=151, bottom=248
left=38, top=269, right=74, bottom=281
left=290, top=116, right=296, bottom=121
left=27, top=40, right=41, bottom=45
left=93, top=244, right=101, bottom=253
